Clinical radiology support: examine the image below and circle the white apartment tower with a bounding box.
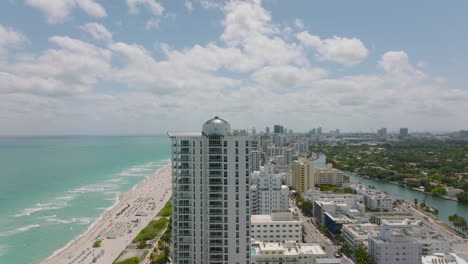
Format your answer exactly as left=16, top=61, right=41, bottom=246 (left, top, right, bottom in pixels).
left=168, top=117, right=251, bottom=264
left=250, top=150, right=260, bottom=173
left=251, top=164, right=289, bottom=214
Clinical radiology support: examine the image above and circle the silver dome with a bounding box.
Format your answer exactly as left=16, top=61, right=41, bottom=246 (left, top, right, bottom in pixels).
left=203, top=116, right=231, bottom=136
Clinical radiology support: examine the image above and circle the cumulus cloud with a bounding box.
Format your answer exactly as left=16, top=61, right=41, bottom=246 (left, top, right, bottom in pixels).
left=26, top=0, right=107, bottom=23
left=251, top=65, right=327, bottom=91
left=378, top=51, right=427, bottom=82
left=110, top=42, right=239, bottom=95
left=0, top=25, right=28, bottom=55
left=294, top=18, right=304, bottom=30
left=126, top=0, right=164, bottom=16
left=80, top=23, right=112, bottom=42
left=2, top=0, right=468, bottom=134
left=185, top=1, right=193, bottom=12
left=0, top=36, right=111, bottom=95
left=145, top=19, right=160, bottom=30
left=297, top=31, right=369, bottom=65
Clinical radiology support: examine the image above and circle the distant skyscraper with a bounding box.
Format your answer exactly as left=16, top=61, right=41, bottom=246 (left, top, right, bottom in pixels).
left=251, top=127, right=256, bottom=135
left=265, top=126, right=270, bottom=134
left=399, top=128, right=409, bottom=138
left=317, top=127, right=322, bottom=136
left=168, top=117, right=251, bottom=264
left=273, top=125, right=284, bottom=134
left=377, top=128, right=387, bottom=137
left=309, top=128, right=316, bottom=136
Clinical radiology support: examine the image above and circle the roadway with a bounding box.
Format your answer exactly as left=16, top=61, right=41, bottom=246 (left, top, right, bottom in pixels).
left=290, top=199, right=339, bottom=258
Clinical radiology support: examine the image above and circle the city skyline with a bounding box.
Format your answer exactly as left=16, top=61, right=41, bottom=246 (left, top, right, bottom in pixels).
left=1, top=0, right=468, bottom=135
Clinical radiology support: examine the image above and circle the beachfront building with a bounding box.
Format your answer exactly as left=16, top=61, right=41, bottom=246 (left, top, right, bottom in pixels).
left=251, top=211, right=302, bottom=243
left=291, top=158, right=315, bottom=194
left=251, top=241, right=326, bottom=264
left=251, top=164, right=289, bottom=215
left=168, top=116, right=251, bottom=264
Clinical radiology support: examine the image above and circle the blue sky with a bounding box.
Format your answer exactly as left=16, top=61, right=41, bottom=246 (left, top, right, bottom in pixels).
left=0, top=0, right=467, bottom=135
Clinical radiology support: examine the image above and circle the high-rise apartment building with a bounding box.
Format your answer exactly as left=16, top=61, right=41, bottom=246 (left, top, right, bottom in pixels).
left=250, top=150, right=260, bottom=173
left=291, top=160, right=344, bottom=194
left=168, top=117, right=251, bottom=264
left=291, top=158, right=315, bottom=194
left=399, top=128, right=409, bottom=138
left=317, top=127, right=322, bottom=136
left=314, top=164, right=344, bottom=187
left=377, top=128, right=387, bottom=137
left=250, top=164, right=289, bottom=215
left=273, top=125, right=284, bottom=134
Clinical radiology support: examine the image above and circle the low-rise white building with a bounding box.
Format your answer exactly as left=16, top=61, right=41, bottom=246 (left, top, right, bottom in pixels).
left=251, top=164, right=289, bottom=214
left=251, top=212, right=302, bottom=242
left=369, top=220, right=423, bottom=264
left=342, top=223, right=380, bottom=249
left=351, top=184, right=393, bottom=212
left=422, top=253, right=468, bottom=264
left=251, top=241, right=326, bottom=264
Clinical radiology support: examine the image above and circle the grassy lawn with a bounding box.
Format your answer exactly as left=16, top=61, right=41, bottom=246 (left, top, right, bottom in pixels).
left=157, top=199, right=172, bottom=217
left=114, top=257, right=140, bottom=264
left=134, top=218, right=169, bottom=242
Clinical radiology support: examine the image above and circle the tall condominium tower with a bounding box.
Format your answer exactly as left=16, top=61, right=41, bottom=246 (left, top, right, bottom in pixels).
left=168, top=117, right=251, bottom=264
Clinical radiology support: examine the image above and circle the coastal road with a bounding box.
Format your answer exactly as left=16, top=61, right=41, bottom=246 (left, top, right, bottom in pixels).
left=290, top=199, right=339, bottom=258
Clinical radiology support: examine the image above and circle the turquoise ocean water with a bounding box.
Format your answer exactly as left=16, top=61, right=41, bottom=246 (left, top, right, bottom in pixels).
left=0, top=135, right=170, bottom=264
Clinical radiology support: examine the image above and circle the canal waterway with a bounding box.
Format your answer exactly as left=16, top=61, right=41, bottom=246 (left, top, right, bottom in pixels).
left=312, top=154, right=468, bottom=225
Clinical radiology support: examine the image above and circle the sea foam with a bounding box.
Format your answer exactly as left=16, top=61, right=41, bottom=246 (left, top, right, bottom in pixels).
left=0, top=224, right=40, bottom=237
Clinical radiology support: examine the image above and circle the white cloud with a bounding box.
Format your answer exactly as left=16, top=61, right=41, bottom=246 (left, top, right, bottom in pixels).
left=126, top=0, right=164, bottom=16
left=294, top=18, right=304, bottom=30
left=251, top=65, right=327, bottom=91
left=145, top=19, right=160, bottom=30
left=378, top=51, right=427, bottom=83
left=80, top=23, right=112, bottom=42
left=185, top=1, right=193, bottom=12
left=297, top=31, right=369, bottom=65
left=2, top=0, right=468, bottom=134
left=110, top=42, right=239, bottom=95
left=221, top=0, right=277, bottom=46
left=25, top=0, right=107, bottom=24
left=0, top=25, right=28, bottom=55
left=0, top=36, right=111, bottom=95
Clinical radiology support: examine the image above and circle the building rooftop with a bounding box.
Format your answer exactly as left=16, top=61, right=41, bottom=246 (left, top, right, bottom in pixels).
left=251, top=241, right=326, bottom=256
left=167, top=132, right=202, bottom=138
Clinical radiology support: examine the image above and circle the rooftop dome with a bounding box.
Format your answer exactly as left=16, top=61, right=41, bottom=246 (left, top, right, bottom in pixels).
left=203, top=116, right=231, bottom=136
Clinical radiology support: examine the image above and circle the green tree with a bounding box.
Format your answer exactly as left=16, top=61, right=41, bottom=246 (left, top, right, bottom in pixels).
left=456, top=191, right=468, bottom=203
left=339, top=242, right=353, bottom=257
left=431, top=187, right=448, bottom=196
left=414, top=198, right=418, bottom=205
left=354, top=245, right=376, bottom=264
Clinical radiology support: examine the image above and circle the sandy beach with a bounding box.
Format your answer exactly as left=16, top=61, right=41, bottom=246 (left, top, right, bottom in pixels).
left=41, top=164, right=172, bottom=264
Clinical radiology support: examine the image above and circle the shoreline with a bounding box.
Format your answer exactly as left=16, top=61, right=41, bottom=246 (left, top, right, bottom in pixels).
left=41, top=163, right=172, bottom=264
